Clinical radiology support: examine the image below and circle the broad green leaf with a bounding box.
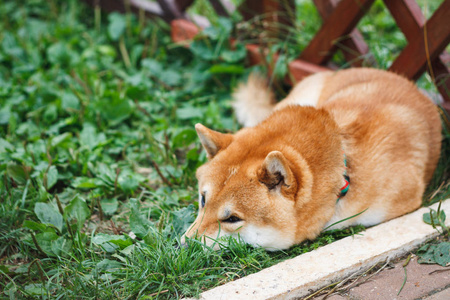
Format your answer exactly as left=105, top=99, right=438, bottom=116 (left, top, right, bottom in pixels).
left=120, top=244, right=135, bottom=256
left=61, top=92, right=80, bottom=110
left=96, top=259, right=123, bottom=272
left=51, top=236, right=73, bottom=257
left=202, top=17, right=232, bottom=39
left=129, top=198, right=153, bottom=239
left=217, top=17, right=233, bottom=36
left=172, top=128, right=197, bottom=148
left=43, top=104, right=57, bottom=123
left=64, top=196, right=90, bottom=230
left=202, top=26, right=220, bottom=40
left=92, top=233, right=124, bottom=244
left=51, top=132, right=72, bottom=148
left=35, top=231, right=59, bottom=256
left=99, top=95, right=133, bottom=126
left=0, top=138, right=14, bottom=152
left=92, top=233, right=127, bottom=253
left=0, top=106, right=10, bottom=125
left=29, top=140, right=46, bottom=161
left=160, top=69, right=182, bottom=86
left=80, top=123, right=99, bottom=149
left=46, top=165, right=58, bottom=190
left=108, top=13, right=126, bottom=41
left=141, top=58, right=163, bottom=75
left=34, top=202, right=63, bottom=232
left=126, top=72, right=144, bottom=86
left=47, top=42, right=72, bottom=66
left=23, top=220, right=48, bottom=232
left=97, top=45, right=116, bottom=57
left=118, top=170, right=139, bottom=194
left=97, top=163, right=116, bottom=186
left=272, top=53, right=289, bottom=80
left=101, top=198, right=119, bottom=215
left=417, top=244, right=436, bottom=264
left=126, top=85, right=147, bottom=99
left=171, top=205, right=196, bottom=236
left=143, top=228, right=159, bottom=246
left=0, top=265, right=9, bottom=274
left=176, top=106, right=204, bottom=120
left=72, top=177, right=104, bottom=189
left=190, top=40, right=217, bottom=61
left=434, top=242, right=450, bottom=267
left=24, top=283, right=46, bottom=296
left=423, top=209, right=446, bottom=226
left=186, top=147, right=200, bottom=162
left=220, top=44, right=247, bottom=63
left=7, top=163, right=27, bottom=184
left=109, top=238, right=133, bottom=250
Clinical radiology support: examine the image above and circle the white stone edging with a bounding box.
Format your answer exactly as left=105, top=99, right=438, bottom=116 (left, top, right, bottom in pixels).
left=188, top=199, right=450, bottom=300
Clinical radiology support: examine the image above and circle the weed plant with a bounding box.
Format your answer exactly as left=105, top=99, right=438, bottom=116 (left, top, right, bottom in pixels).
left=0, top=0, right=448, bottom=298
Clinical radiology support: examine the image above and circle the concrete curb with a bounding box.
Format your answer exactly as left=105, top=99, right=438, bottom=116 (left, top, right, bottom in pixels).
left=190, top=200, right=450, bottom=300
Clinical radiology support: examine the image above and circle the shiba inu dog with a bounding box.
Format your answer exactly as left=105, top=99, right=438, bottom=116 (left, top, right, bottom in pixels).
left=182, top=68, right=442, bottom=251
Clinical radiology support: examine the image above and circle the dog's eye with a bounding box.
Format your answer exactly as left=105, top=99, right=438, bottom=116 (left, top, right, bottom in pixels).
left=200, top=193, right=206, bottom=208
left=222, top=215, right=242, bottom=223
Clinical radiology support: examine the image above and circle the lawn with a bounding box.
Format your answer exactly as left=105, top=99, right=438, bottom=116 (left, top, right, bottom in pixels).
left=0, top=0, right=449, bottom=298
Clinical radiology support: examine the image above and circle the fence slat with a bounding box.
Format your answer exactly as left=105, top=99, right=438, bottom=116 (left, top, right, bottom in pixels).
left=383, top=0, right=425, bottom=40
left=174, top=0, right=194, bottom=12
left=299, top=0, right=375, bottom=65
left=156, top=0, right=183, bottom=19
left=385, top=0, right=449, bottom=106
left=431, top=55, right=450, bottom=104
left=313, top=0, right=370, bottom=67
left=210, top=0, right=234, bottom=17
left=389, top=0, right=450, bottom=80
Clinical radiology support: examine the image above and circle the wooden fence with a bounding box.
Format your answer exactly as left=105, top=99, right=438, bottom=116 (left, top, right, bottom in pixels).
left=83, top=0, right=450, bottom=113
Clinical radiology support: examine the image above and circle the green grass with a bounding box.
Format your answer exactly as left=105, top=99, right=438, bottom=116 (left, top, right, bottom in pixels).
left=0, top=0, right=449, bottom=298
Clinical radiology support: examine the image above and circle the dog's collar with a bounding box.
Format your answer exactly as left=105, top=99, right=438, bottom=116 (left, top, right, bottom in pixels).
left=337, top=153, right=350, bottom=202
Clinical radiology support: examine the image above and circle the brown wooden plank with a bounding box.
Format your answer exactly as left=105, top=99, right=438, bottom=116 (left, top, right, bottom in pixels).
left=383, top=0, right=425, bottom=40
left=239, top=0, right=295, bottom=30
left=443, top=102, right=450, bottom=113
left=389, top=0, right=450, bottom=80
left=156, top=0, right=183, bottom=19
left=209, top=0, right=235, bottom=17
left=431, top=55, right=450, bottom=106
left=300, top=0, right=375, bottom=65
left=313, top=0, right=370, bottom=67
left=174, top=0, right=194, bottom=12
left=313, top=0, right=339, bottom=15
left=385, top=0, right=449, bottom=110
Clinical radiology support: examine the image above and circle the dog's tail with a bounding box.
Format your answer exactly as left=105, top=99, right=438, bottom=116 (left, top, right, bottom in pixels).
left=232, top=73, right=276, bottom=127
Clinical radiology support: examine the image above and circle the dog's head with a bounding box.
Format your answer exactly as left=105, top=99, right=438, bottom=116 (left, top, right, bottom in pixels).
left=182, top=123, right=307, bottom=251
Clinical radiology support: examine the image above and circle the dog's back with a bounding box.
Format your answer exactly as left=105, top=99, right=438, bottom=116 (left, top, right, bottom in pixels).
left=315, top=68, right=441, bottom=184
left=233, top=68, right=442, bottom=228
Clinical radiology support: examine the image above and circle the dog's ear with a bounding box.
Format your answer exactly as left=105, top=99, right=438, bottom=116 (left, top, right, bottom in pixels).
left=195, top=123, right=233, bottom=159
left=258, top=151, right=297, bottom=196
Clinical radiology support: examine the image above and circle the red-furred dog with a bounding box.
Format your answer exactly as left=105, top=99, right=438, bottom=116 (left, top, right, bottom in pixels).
left=182, top=68, right=442, bottom=251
